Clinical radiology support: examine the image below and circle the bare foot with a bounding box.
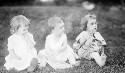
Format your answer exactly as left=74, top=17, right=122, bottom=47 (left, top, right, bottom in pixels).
left=101, top=54, right=107, bottom=61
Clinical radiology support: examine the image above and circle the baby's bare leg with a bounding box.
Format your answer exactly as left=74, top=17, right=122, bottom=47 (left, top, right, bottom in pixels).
left=27, top=58, right=38, bottom=72
left=67, top=50, right=80, bottom=66
left=37, top=51, right=47, bottom=67
left=90, top=52, right=106, bottom=67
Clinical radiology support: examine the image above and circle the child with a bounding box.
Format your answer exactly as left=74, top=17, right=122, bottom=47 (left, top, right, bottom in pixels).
left=73, top=14, right=107, bottom=67
left=38, top=16, right=80, bottom=69
left=4, top=15, right=38, bottom=72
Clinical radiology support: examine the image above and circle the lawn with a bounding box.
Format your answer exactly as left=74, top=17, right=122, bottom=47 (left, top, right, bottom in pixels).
left=0, top=6, right=125, bottom=73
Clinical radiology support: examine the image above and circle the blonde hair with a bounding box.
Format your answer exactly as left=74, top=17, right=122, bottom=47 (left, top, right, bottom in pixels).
left=10, top=15, right=30, bottom=34
left=81, top=13, right=97, bottom=30
left=48, top=16, right=63, bottom=29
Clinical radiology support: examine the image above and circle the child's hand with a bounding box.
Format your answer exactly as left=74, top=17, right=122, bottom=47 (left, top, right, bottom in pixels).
left=74, top=48, right=78, bottom=53
left=79, top=38, right=85, bottom=45
left=73, top=42, right=80, bottom=50
left=58, top=40, right=67, bottom=54
left=24, top=32, right=35, bottom=49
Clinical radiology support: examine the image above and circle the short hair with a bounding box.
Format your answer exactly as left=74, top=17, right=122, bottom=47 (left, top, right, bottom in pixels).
left=80, top=13, right=97, bottom=31
left=80, top=16, right=88, bottom=31
left=48, top=16, right=63, bottom=29
left=10, top=15, right=30, bottom=34
left=84, top=13, right=96, bottom=21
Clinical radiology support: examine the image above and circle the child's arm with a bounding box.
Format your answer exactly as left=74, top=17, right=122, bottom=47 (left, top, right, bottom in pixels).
left=58, top=39, right=67, bottom=53
left=76, top=31, right=85, bottom=42
left=28, top=32, right=36, bottom=45
left=24, top=32, right=37, bottom=55
left=74, top=31, right=87, bottom=45
left=79, top=37, right=87, bottom=45
left=8, top=36, right=21, bottom=60
left=25, top=32, right=36, bottom=48
left=85, top=37, right=94, bottom=47
left=94, top=32, right=107, bottom=45
left=57, top=34, right=68, bottom=53
left=73, top=31, right=88, bottom=50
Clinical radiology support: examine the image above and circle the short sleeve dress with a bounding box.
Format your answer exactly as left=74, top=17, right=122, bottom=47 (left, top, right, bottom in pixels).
left=4, top=32, right=37, bottom=71
left=38, top=34, right=78, bottom=69
left=73, top=31, right=106, bottom=60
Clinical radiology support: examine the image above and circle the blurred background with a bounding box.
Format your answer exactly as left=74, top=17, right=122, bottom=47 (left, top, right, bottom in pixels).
left=0, top=0, right=125, bottom=73
left=0, top=0, right=125, bottom=7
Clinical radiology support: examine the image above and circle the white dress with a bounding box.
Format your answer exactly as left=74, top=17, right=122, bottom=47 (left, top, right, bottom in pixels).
left=4, top=32, right=37, bottom=71
left=38, top=34, right=78, bottom=69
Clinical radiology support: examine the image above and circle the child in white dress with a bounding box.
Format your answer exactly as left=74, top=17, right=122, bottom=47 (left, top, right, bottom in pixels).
left=4, top=15, right=38, bottom=72
left=73, top=14, right=107, bottom=67
left=38, top=16, right=80, bottom=69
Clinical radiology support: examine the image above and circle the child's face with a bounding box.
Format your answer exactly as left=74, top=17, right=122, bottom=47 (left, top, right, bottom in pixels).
left=17, top=25, right=29, bottom=35
left=87, top=19, right=97, bottom=33
left=54, top=22, right=65, bottom=36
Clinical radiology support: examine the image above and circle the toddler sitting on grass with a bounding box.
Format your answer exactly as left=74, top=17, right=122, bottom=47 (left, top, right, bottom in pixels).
left=73, top=14, right=107, bottom=67
left=4, top=15, right=38, bottom=72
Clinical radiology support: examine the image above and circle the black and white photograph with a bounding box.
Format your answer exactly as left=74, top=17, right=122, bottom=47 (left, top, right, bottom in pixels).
left=0, top=0, right=125, bottom=73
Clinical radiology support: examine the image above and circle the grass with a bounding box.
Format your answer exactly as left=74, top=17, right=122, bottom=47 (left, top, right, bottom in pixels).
left=0, top=6, right=125, bottom=73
